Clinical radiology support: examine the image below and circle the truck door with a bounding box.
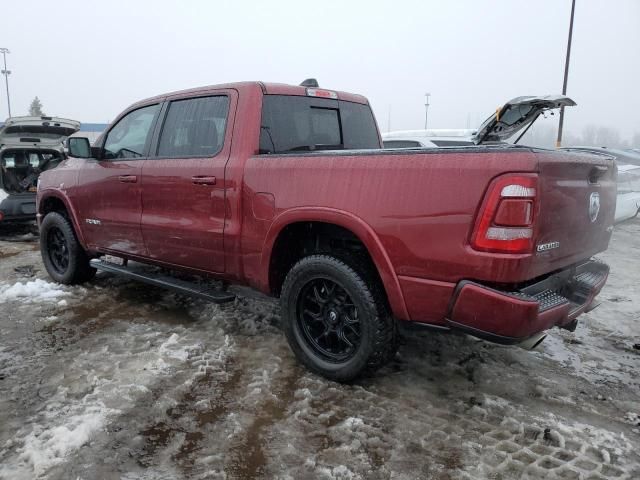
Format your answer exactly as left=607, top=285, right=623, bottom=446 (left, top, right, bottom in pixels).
left=76, top=103, right=161, bottom=256
left=140, top=91, right=236, bottom=273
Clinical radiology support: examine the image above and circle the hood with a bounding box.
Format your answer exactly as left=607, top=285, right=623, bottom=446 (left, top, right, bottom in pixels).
left=0, top=116, right=80, bottom=148
left=472, top=95, right=576, bottom=145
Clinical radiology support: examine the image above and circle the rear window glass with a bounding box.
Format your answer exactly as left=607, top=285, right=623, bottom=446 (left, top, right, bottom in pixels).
left=259, top=95, right=380, bottom=154
left=157, top=96, right=229, bottom=158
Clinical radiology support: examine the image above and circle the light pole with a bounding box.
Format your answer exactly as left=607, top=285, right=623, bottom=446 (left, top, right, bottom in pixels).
left=556, top=0, right=576, bottom=147
left=0, top=48, right=11, bottom=118
left=424, top=93, right=430, bottom=130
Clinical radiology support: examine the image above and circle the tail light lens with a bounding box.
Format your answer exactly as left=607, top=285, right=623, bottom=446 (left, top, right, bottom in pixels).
left=471, top=174, right=538, bottom=253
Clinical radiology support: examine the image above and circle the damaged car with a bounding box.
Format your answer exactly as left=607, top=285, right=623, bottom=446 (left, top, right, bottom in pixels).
left=0, top=116, right=79, bottom=223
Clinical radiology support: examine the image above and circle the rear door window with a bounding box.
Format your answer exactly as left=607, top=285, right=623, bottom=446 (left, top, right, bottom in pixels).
left=156, top=96, right=229, bottom=158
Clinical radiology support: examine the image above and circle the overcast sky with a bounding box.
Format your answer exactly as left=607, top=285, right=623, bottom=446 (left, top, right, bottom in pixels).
left=2, top=0, right=639, bottom=140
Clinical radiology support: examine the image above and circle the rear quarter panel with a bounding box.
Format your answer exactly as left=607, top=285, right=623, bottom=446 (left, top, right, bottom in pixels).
left=241, top=148, right=542, bottom=293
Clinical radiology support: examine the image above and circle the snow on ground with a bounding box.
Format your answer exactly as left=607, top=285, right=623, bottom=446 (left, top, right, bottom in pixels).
left=0, top=278, right=73, bottom=303
left=0, top=220, right=638, bottom=479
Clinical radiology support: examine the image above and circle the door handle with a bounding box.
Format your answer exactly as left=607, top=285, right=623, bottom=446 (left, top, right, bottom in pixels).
left=192, top=176, right=216, bottom=185
left=118, top=175, right=138, bottom=183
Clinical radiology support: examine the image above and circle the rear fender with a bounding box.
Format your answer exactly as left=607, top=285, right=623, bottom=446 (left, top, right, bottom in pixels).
left=261, top=207, right=410, bottom=320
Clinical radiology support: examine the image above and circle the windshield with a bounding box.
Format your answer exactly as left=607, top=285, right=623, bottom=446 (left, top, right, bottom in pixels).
left=259, top=95, right=380, bottom=154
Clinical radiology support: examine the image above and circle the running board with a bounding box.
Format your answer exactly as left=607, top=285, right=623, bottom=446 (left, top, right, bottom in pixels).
left=90, top=259, right=236, bottom=304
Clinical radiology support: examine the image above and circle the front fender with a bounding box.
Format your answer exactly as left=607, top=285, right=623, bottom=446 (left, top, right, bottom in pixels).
left=260, top=207, right=410, bottom=321
left=37, top=189, right=88, bottom=249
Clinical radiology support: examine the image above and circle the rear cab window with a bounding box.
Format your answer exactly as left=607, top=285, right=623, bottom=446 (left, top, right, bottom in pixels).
left=259, top=95, right=380, bottom=154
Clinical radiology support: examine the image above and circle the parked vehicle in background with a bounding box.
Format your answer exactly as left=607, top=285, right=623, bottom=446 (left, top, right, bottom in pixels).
left=383, top=96, right=577, bottom=149
left=560, top=147, right=640, bottom=223
left=382, top=129, right=476, bottom=148
left=0, top=116, right=79, bottom=223
left=37, top=82, right=615, bottom=381
left=613, top=164, right=640, bottom=222
left=559, top=146, right=640, bottom=166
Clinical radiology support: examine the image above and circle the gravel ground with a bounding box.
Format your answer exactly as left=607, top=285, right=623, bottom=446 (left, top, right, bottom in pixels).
left=0, top=221, right=638, bottom=480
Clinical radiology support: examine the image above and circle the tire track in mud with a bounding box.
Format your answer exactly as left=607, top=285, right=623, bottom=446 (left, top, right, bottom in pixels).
left=136, top=359, right=245, bottom=473
left=223, top=355, right=303, bottom=479
left=120, top=295, right=288, bottom=478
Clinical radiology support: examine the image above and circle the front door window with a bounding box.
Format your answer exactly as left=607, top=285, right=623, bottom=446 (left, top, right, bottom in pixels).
left=103, top=104, right=160, bottom=159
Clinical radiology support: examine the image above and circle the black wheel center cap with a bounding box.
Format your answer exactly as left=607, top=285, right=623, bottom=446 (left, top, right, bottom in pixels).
left=327, top=310, right=339, bottom=325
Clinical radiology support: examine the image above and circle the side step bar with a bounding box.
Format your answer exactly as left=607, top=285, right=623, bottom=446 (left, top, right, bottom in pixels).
left=90, top=259, right=236, bottom=304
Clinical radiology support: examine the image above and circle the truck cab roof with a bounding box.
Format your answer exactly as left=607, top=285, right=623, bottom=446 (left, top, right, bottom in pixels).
left=129, top=82, right=370, bottom=111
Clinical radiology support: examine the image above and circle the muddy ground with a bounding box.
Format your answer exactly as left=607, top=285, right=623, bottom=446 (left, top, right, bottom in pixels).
left=0, top=221, right=639, bottom=479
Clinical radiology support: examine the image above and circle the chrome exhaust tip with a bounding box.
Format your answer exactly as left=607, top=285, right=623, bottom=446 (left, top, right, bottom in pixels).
left=518, top=332, right=547, bottom=351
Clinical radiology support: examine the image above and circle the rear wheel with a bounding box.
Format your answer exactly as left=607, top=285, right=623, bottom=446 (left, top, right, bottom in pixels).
left=280, top=254, right=396, bottom=382
left=40, top=212, right=96, bottom=284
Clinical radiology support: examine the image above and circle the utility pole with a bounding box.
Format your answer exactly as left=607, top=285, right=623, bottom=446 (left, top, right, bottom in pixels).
left=0, top=48, right=11, bottom=118
left=424, top=93, right=430, bottom=130
left=556, top=0, right=576, bottom=147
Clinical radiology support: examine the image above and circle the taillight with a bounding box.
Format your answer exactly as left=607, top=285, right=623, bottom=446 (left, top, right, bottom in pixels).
left=471, top=174, right=538, bottom=253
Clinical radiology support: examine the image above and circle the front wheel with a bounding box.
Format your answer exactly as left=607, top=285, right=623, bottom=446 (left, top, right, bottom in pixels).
left=280, top=255, right=396, bottom=382
left=40, top=212, right=96, bottom=285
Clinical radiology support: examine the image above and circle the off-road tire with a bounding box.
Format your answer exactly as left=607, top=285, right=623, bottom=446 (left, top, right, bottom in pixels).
left=280, top=254, right=396, bottom=382
left=40, top=212, right=96, bottom=285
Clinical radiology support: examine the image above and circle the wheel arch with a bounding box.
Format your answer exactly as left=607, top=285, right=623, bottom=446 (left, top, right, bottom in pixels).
left=261, top=208, right=409, bottom=320
left=38, top=190, right=88, bottom=248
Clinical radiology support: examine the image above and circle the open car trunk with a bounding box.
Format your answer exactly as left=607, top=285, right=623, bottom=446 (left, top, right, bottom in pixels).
left=0, top=116, right=79, bottom=197
left=0, top=148, right=64, bottom=194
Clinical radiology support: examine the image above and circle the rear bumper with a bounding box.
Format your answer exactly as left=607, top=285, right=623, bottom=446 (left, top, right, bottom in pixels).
left=0, top=194, right=37, bottom=222
left=445, top=260, right=609, bottom=343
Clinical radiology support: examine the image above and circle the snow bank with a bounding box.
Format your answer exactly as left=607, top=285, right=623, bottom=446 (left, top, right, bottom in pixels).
left=0, top=279, right=71, bottom=303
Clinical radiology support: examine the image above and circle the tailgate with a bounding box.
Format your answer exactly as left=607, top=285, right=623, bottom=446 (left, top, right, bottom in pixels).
left=534, top=151, right=616, bottom=273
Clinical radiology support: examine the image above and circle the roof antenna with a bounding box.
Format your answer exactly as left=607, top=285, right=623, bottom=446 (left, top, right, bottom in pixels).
left=300, top=78, right=319, bottom=88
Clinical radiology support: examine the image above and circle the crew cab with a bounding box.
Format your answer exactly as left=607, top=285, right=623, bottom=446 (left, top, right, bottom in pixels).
left=36, top=81, right=616, bottom=381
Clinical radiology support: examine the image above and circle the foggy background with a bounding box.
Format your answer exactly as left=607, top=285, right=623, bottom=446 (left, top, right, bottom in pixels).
left=1, top=0, right=639, bottom=148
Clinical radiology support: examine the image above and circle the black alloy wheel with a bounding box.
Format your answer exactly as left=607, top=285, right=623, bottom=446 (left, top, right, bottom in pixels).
left=297, top=278, right=362, bottom=363
left=280, top=254, right=397, bottom=382
left=40, top=211, right=96, bottom=285
left=46, top=226, right=70, bottom=274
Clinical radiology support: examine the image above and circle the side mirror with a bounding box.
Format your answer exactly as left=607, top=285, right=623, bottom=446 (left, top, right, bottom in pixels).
left=67, top=137, right=92, bottom=158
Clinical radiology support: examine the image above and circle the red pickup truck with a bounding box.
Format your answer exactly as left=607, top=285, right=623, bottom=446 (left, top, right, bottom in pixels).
left=36, top=81, right=615, bottom=381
